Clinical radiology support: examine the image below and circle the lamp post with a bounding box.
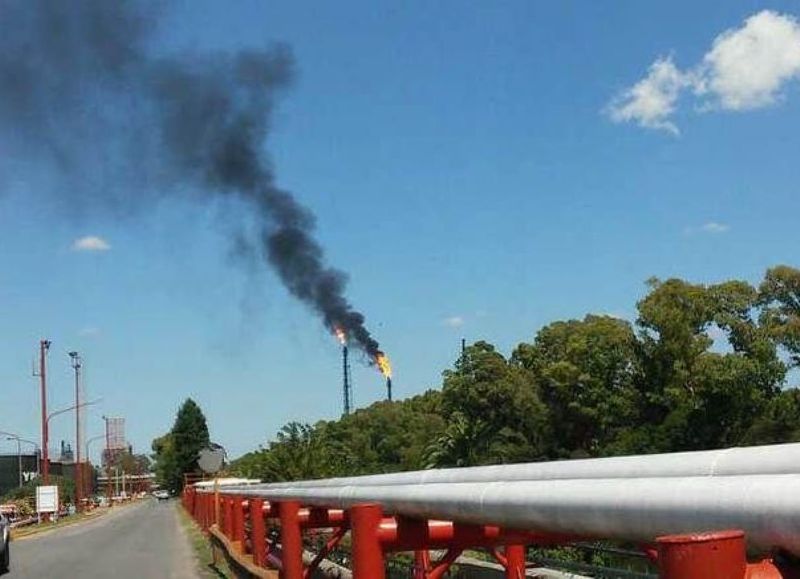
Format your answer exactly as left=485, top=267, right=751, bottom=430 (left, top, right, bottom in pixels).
left=34, top=340, right=51, bottom=484
left=85, top=433, right=106, bottom=501
left=1, top=432, right=38, bottom=487
left=103, top=416, right=112, bottom=505
left=43, top=399, right=101, bottom=485
left=68, top=351, right=82, bottom=510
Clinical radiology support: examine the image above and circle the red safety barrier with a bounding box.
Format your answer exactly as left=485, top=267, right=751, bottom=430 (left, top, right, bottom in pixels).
left=250, top=498, right=267, bottom=567
left=182, top=487, right=800, bottom=579
left=233, top=496, right=246, bottom=550
left=278, top=500, right=304, bottom=579
left=351, top=504, right=386, bottom=579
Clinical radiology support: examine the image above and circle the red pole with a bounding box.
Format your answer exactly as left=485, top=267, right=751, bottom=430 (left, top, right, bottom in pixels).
left=104, top=417, right=112, bottom=506
left=251, top=498, right=267, bottom=567
left=224, top=497, right=234, bottom=539
left=504, top=544, right=526, bottom=579
left=233, top=497, right=246, bottom=551
left=39, top=340, right=50, bottom=485
left=219, top=496, right=227, bottom=535
left=414, top=550, right=431, bottom=579
left=657, top=530, right=746, bottom=579
left=351, top=504, right=385, bottom=579
left=278, top=500, right=304, bottom=579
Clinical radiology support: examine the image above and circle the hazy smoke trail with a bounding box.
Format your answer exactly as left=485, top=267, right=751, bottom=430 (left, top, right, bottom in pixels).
left=0, top=0, right=382, bottom=358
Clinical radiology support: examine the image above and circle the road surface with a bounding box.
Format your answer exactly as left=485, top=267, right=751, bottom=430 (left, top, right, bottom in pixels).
left=5, top=500, right=199, bottom=579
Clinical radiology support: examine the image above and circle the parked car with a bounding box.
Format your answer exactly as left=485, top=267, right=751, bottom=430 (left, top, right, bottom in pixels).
left=153, top=490, right=170, bottom=501
left=1, top=512, right=10, bottom=573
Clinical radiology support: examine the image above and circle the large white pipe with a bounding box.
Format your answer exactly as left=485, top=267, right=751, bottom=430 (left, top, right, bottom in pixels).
left=255, top=442, right=800, bottom=489
left=226, top=474, right=800, bottom=555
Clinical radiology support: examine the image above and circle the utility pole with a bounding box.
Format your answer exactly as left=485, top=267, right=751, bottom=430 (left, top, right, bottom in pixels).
left=34, top=340, right=51, bottom=485
left=103, top=416, right=112, bottom=506
left=69, top=351, right=82, bottom=511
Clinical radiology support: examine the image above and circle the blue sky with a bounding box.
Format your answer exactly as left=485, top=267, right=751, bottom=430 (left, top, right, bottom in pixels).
left=1, top=1, right=799, bottom=459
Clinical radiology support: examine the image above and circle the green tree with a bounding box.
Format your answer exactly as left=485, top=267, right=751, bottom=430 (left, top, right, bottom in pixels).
left=635, top=277, right=784, bottom=451
left=760, top=265, right=800, bottom=366
left=318, top=391, right=447, bottom=475
left=438, top=341, right=550, bottom=464
left=152, top=398, right=210, bottom=493
left=513, top=315, right=641, bottom=457
left=233, top=422, right=335, bottom=482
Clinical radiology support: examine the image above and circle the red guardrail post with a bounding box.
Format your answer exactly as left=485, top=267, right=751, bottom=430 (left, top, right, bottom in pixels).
left=657, top=530, right=746, bottom=579
left=278, top=500, right=304, bottom=579
left=233, top=496, right=246, bottom=551
left=504, top=544, right=526, bottom=579
left=250, top=498, right=267, bottom=567
left=224, top=496, right=234, bottom=539
left=351, top=503, right=385, bottom=579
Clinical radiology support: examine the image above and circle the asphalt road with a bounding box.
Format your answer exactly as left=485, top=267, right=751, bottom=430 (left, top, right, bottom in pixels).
left=5, top=500, right=199, bottom=579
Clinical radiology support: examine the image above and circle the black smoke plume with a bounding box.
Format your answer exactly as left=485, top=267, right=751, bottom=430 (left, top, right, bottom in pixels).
left=0, top=0, right=382, bottom=359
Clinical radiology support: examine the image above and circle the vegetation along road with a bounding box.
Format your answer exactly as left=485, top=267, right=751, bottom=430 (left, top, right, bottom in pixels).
left=5, top=500, right=198, bottom=579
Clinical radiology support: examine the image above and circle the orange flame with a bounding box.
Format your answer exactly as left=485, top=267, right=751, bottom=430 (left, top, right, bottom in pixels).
left=376, top=352, right=392, bottom=378
left=334, top=327, right=346, bottom=345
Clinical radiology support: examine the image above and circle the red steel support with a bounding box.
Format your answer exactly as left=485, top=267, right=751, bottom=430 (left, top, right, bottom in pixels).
left=233, top=496, right=246, bottom=551
left=504, top=544, right=526, bottom=579
left=380, top=518, right=571, bottom=551
left=414, top=550, right=431, bottom=579
left=204, top=493, right=211, bottom=531
left=223, top=497, right=234, bottom=539
left=657, top=530, right=746, bottom=579
left=278, top=500, right=304, bottom=579
left=251, top=498, right=267, bottom=567
left=351, top=503, right=386, bottom=579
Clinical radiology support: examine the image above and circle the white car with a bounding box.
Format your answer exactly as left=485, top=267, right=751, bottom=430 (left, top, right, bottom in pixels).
left=0, top=512, right=9, bottom=573
left=153, top=490, right=170, bottom=501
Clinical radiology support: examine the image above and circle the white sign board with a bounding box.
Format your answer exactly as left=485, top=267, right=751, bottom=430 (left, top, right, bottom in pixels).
left=36, top=485, right=59, bottom=514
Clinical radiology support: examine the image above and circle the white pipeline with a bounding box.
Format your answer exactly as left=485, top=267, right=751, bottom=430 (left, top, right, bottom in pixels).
left=258, top=442, right=800, bottom=488
left=227, top=474, right=800, bottom=555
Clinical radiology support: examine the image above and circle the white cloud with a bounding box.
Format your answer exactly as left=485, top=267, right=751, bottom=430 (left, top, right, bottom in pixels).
left=71, top=235, right=111, bottom=252
left=698, top=11, right=800, bottom=110
left=606, top=57, right=691, bottom=135
left=443, top=316, right=465, bottom=328
left=607, top=10, right=800, bottom=133
left=700, top=221, right=730, bottom=233
left=78, top=327, right=100, bottom=337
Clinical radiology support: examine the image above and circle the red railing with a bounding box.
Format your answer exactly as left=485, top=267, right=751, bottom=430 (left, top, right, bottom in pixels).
left=182, top=485, right=800, bottom=579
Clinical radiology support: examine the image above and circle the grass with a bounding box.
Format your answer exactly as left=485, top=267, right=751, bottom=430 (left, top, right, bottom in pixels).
left=176, top=503, right=232, bottom=578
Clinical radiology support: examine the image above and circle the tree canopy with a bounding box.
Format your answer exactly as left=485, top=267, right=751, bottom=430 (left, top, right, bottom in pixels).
left=152, top=398, right=210, bottom=493
left=230, top=266, right=800, bottom=483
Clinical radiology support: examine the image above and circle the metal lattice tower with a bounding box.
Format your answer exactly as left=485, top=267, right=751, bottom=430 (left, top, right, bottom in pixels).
left=343, top=344, right=352, bottom=415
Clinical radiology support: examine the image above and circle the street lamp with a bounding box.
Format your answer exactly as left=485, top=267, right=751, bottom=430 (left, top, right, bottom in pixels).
left=43, top=398, right=101, bottom=485
left=0, top=431, right=39, bottom=487
left=85, top=433, right=106, bottom=466
left=68, top=351, right=83, bottom=511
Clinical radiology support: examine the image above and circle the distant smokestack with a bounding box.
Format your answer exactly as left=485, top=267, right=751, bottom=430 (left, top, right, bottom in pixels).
left=342, top=343, right=352, bottom=415
left=386, top=376, right=392, bottom=402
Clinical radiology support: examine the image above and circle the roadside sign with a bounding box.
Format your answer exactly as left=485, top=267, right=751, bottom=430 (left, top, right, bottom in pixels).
left=198, top=444, right=226, bottom=474
left=36, top=485, right=59, bottom=514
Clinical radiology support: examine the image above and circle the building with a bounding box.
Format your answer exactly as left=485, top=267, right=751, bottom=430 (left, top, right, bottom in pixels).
left=0, top=453, right=40, bottom=497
